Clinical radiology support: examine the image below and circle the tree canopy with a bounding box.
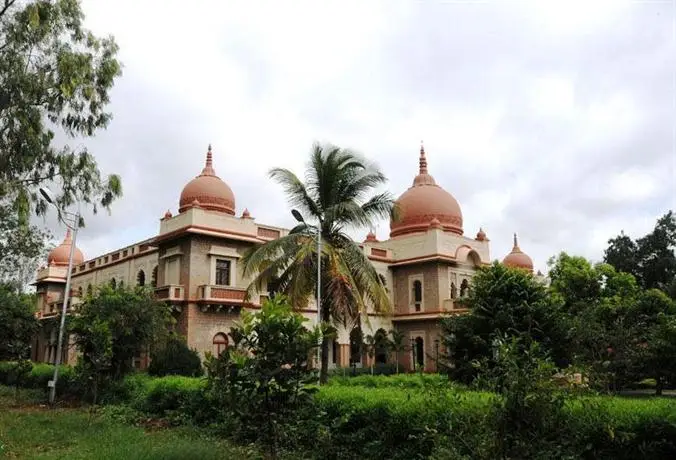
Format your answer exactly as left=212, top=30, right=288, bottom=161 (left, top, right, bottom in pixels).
left=0, top=0, right=123, bottom=225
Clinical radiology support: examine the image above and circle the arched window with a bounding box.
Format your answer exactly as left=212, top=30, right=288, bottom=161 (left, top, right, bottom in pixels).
left=450, top=282, right=457, bottom=299
left=87, top=284, right=93, bottom=296
left=119, top=280, right=124, bottom=289
left=374, top=328, right=389, bottom=364
left=137, top=270, right=146, bottom=287
left=460, top=279, right=469, bottom=297
left=415, top=336, right=424, bottom=368
left=77, top=286, right=83, bottom=297
left=110, top=278, right=117, bottom=289
left=412, top=280, right=422, bottom=312
left=151, top=266, right=158, bottom=288
left=349, top=327, right=363, bottom=365
left=213, top=333, right=228, bottom=356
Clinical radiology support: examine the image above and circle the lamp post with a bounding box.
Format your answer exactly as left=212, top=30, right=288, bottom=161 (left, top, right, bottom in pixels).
left=291, top=209, right=322, bottom=384
left=40, top=187, right=80, bottom=405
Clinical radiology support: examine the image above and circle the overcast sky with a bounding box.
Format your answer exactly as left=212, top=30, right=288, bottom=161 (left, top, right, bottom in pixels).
left=40, top=0, right=675, bottom=273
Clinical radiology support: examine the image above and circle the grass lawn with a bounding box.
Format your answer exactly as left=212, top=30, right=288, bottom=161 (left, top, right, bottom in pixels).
left=0, top=386, right=257, bottom=459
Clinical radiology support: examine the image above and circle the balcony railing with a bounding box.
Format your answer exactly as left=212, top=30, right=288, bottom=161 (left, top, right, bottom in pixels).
left=154, top=284, right=185, bottom=301
left=198, top=285, right=248, bottom=302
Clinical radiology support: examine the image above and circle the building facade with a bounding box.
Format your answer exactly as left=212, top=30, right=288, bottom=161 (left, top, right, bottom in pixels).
left=32, top=144, right=536, bottom=372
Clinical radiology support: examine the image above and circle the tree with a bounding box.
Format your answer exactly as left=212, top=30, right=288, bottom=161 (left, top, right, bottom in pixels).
left=441, top=262, right=570, bottom=384
left=205, top=295, right=320, bottom=453
left=70, top=285, right=172, bottom=381
left=0, top=282, right=38, bottom=360
left=0, top=203, right=50, bottom=289
left=0, top=0, right=123, bottom=226
left=388, top=329, right=407, bottom=374
left=241, top=142, right=395, bottom=383
left=603, top=211, right=676, bottom=294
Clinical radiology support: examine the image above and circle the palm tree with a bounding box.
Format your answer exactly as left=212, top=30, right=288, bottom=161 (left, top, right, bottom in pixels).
left=241, top=142, right=396, bottom=383
left=389, top=329, right=407, bottom=374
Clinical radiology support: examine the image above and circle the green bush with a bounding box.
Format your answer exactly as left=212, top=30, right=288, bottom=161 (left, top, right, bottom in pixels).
left=0, top=361, right=78, bottom=394
left=148, top=336, right=203, bottom=378
left=328, top=373, right=454, bottom=389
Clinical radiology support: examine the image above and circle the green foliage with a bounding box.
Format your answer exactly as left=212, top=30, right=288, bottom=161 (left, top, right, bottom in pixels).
left=0, top=361, right=77, bottom=393
left=328, top=373, right=453, bottom=389
left=0, top=204, right=50, bottom=288
left=0, top=283, right=39, bottom=361
left=441, top=262, right=570, bottom=384
left=69, top=285, right=173, bottom=396
left=0, top=0, right=123, bottom=222
left=241, top=142, right=395, bottom=383
left=148, top=335, right=203, bottom=378
left=604, top=211, right=676, bottom=294
left=205, top=295, right=320, bottom=453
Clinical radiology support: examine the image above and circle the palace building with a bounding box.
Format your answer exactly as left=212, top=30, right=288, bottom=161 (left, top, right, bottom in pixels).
left=32, top=144, right=536, bottom=372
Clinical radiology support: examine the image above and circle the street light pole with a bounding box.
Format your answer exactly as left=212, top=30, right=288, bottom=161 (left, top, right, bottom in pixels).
left=40, top=187, right=79, bottom=405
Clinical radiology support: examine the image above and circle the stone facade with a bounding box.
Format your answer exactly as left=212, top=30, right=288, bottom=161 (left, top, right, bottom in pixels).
left=32, top=144, right=538, bottom=373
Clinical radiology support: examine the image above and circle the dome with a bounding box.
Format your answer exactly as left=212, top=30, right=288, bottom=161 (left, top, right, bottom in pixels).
left=48, top=229, right=85, bottom=267
left=390, top=144, right=463, bottom=238
left=179, top=145, right=236, bottom=215
left=502, top=233, right=534, bottom=271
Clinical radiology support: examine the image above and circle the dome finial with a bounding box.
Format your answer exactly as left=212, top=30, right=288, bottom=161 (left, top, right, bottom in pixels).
left=419, top=140, right=428, bottom=175
left=202, top=144, right=215, bottom=176
left=513, top=232, right=519, bottom=248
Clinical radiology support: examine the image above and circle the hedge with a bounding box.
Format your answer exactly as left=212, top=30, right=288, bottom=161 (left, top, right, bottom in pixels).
left=0, top=361, right=78, bottom=394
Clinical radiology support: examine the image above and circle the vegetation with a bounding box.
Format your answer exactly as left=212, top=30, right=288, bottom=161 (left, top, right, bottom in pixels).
left=148, top=335, right=203, bottom=378
left=0, top=0, right=123, bottom=225
left=0, top=283, right=38, bottom=361
left=0, top=386, right=256, bottom=460
left=69, top=285, right=173, bottom=403
left=241, top=142, right=396, bottom=383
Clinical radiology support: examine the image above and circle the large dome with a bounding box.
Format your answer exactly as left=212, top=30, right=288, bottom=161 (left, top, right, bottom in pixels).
left=390, top=145, right=463, bottom=238
left=502, top=233, right=534, bottom=271
left=48, top=229, right=85, bottom=267
left=179, top=145, right=236, bottom=215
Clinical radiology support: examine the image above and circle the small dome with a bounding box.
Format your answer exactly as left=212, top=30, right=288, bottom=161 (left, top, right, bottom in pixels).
left=241, top=208, right=252, bottom=219
left=476, top=227, right=487, bottom=241
left=48, top=229, right=84, bottom=267
left=364, top=230, right=378, bottom=243
left=179, top=145, right=236, bottom=215
left=390, top=144, right=463, bottom=238
left=163, top=209, right=173, bottom=219
left=502, top=233, right=534, bottom=271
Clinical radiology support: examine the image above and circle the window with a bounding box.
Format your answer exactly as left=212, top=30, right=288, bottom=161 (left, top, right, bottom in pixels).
left=450, top=282, right=457, bottom=299
left=412, top=280, right=422, bottom=312
left=213, top=333, right=228, bottom=356
left=77, top=286, right=83, bottom=297
left=87, top=284, right=93, bottom=296
left=460, top=279, right=469, bottom=297
left=374, top=328, right=389, bottom=364
left=110, top=278, right=116, bottom=289
left=415, top=337, right=424, bottom=368
left=137, top=270, right=146, bottom=287
left=215, top=259, right=231, bottom=286
left=151, top=266, right=158, bottom=288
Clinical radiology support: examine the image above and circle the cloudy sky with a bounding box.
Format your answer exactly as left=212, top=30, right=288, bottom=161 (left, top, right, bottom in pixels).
left=41, top=0, right=675, bottom=272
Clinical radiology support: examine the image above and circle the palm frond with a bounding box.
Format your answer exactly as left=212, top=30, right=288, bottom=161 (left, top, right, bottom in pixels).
left=268, top=168, right=321, bottom=220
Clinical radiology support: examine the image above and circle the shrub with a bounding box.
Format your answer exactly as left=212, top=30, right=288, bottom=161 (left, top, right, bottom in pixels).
left=148, top=335, right=202, bottom=378
left=0, top=361, right=78, bottom=394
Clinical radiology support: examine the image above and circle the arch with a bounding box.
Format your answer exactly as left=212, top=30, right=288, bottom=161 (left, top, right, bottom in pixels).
left=110, top=278, right=117, bottom=289
left=412, top=280, right=422, bottom=311
left=415, top=336, right=424, bottom=368
left=77, top=286, right=83, bottom=297
left=349, top=327, right=363, bottom=365
left=460, top=279, right=469, bottom=297
left=137, top=269, right=146, bottom=287
left=454, top=245, right=482, bottom=268
left=151, top=266, right=158, bottom=288
left=450, top=282, right=457, bottom=299
left=87, top=284, right=93, bottom=296
left=213, top=333, right=228, bottom=356
left=374, top=328, right=389, bottom=364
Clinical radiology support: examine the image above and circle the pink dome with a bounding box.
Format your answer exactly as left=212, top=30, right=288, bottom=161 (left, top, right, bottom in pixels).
left=390, top=144, right=463, bottom=238
left=48, top=229, right=84, bottom=266
left=502, top=233, right=534, bottom=271
left=179, top=145, right=236, bottom=215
